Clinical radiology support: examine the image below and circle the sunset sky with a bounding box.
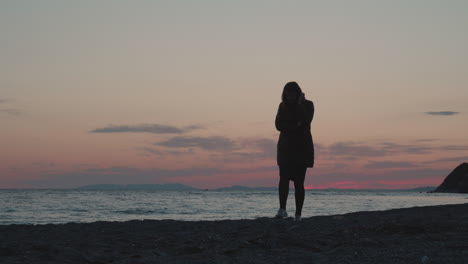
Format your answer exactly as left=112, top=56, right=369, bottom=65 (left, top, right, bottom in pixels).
left=1, top=1, right=467, bottom=189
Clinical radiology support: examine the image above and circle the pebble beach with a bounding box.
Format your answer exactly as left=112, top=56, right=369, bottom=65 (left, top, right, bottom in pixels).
left=2, top=203, right=468, bottom=264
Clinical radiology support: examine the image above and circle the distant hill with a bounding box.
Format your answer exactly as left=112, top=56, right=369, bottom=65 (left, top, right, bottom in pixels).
left=309, top=187, right=437, bottom=192
left=77, top=183, right=196, bottom=190
left=75, top=184, right=437, bottom=192
left=434, top=163, right=468, bottom=193
left=211, top=185, right=435, bottom=192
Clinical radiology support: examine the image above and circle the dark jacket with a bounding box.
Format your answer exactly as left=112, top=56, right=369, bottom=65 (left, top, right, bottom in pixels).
left=275, top=99, right=314, bottom=168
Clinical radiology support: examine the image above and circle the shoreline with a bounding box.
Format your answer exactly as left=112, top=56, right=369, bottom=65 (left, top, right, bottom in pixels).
left=2, top=203, right=468, bottom=263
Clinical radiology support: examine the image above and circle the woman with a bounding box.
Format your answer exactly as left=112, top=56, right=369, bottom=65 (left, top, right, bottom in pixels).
left=275, top=81, right=314, bottom=221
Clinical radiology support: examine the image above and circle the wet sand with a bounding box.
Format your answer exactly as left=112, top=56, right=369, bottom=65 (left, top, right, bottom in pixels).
left=2, top=203, right=468, bottom=264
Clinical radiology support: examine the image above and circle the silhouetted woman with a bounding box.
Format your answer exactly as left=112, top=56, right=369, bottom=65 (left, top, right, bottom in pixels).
left=275, top=81, right=314, bottom=221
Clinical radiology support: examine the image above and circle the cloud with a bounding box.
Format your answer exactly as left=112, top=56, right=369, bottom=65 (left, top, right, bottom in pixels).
left=228, top=138, right=277, bottom=160
left=424, top=156, right=468, bottom=164
left=0, top=98, right=22, bottom=116
left=382, top=142, right=468, bottom=154
left=310, top=168, right=450, bottom=185
left=141, top=147, right=165, bottom=155
left=438, top=145, right=468, bottom=151
left=425, top=111, right=459, bottom=116
left=379, top=142, right=432, bottom=154
left=142, top=135, right=468, bottom=173
left=364, top=161, right=416, bottom=169
left=323, top=141, right=468, bottom=159
left=23, top=165, right=277, bottom=188
left=412, top=139, right=439, bottom=143
left=0, top=109, right=22, bottom=116
left=328, top=142, right=389, bottom=157
left=90, top=123, right=202, bottom=134
left=142, top=137, right=277, bottom=164
left=155, top=136, right=237, bottom=151
left=250, top=138, right=276, bottom=152
left=140, top=147, right=194, bottom=156
left=146, top=136, right=468, bottom=166
left=309, top=177, right=443, bottom=190
left=149, top=136, right=278, bottom=161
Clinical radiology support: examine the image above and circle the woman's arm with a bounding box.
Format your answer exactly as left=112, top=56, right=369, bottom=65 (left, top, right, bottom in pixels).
left=275, top=103, right=301, bottom=132
left=302, top=101, right=314, bottom=125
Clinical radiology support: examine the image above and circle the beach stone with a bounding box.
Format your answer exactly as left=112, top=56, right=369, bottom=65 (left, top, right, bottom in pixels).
left=286, top=225, right=300, bottom=232
left=53, top=246, right=91, bottom=263
left=3, top=203, right=468, bottom=264
left=180, top=246, right=204, bottom=254
left=32, top=243, right=51, bottom=252
left=421, top=255, right=430, bottom=264
left=0, top=246, right=16, bottom=256
left=153, top=249, right=168, bottom=256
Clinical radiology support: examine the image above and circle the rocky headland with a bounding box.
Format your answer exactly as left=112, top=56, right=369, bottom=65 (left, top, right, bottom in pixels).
left=434, top=163, right=468, bottom=193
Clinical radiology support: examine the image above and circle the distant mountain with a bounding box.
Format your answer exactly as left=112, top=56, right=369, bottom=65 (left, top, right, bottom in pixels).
left=75, top=184, right=437, bottom=192
left=77, top=183, right=196, bottom=190
left=311, top=187, right=437, bottom=192
left=434, top=163, right=468, bottom=193
left=211, top=185, right=439, bottom=192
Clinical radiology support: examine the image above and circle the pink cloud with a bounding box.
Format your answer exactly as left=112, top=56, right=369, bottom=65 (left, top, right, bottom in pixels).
left=307, top=181, right=369, bottom=189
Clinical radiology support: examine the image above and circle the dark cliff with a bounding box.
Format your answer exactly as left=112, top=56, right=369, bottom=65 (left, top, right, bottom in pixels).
left=434, top=163, right=468, bottom=193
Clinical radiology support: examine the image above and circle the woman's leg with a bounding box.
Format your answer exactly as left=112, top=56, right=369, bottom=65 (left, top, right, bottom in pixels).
left=278, top=166, right=290, bottom=209
left=293, top=167, right=307, bottom=216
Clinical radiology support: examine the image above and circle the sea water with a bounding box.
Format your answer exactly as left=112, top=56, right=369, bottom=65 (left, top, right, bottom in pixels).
left=0, top=189, right=466, bottom=225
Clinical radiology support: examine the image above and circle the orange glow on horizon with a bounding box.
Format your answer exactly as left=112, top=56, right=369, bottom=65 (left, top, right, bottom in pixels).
left=305, top=176, right=444, bottom=190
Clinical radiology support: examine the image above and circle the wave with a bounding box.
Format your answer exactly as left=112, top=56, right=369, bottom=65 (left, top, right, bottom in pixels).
left=115, top=208, right=169, bottom=215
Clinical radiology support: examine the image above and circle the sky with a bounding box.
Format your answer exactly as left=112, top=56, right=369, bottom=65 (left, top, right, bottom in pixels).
left=1, top=0, right=467, bottom=189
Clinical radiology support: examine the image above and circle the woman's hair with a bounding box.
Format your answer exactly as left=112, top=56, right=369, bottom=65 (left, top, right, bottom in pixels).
left=281, top=81, right=302, bottom=104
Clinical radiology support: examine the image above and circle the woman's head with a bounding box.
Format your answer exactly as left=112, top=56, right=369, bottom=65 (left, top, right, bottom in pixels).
left=282, top=81, right=302, bottom=105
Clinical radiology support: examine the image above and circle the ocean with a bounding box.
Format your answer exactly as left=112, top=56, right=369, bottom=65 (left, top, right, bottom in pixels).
left=0, top=189, right=467, bottom=225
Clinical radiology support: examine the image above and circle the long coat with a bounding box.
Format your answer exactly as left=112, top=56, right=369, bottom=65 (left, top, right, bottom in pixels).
left=275, top=99, right=314, bottom=168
